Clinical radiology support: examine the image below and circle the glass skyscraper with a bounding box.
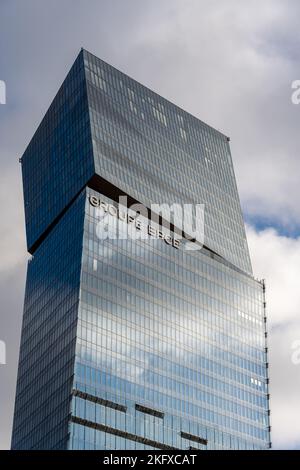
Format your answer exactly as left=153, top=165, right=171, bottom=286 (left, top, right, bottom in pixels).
left=11, top=49, right=271, bottom=450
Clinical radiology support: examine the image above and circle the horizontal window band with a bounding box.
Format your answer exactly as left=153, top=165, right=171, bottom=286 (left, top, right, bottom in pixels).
left=180, top=431, right=208, bottom=446
left=70, top=415, right=178, bottom=450
left=135, top=403, right=164, bottom=419
left=87, top=177, right=249, bottom=279
left=72, top=389, right=127, bottom=413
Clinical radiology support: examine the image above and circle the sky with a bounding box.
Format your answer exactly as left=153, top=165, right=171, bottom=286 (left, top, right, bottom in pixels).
left=0, top=0, right=300, bottom=450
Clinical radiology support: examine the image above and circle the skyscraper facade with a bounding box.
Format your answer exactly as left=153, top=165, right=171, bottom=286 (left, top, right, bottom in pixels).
left=12, top=49, right=271, bottom=450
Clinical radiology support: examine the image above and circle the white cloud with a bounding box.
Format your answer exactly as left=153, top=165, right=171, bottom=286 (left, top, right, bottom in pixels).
left=247, top=226, right=300, bottom=449
left=247, top=226, right=300, bottom=326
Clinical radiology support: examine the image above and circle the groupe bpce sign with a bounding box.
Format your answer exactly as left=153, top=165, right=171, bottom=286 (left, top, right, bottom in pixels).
left=89, top=195, right=181, bottom=249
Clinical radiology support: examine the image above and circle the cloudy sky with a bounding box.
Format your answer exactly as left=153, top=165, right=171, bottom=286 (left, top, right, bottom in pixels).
left=1, top=0, right=300, bottom=450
